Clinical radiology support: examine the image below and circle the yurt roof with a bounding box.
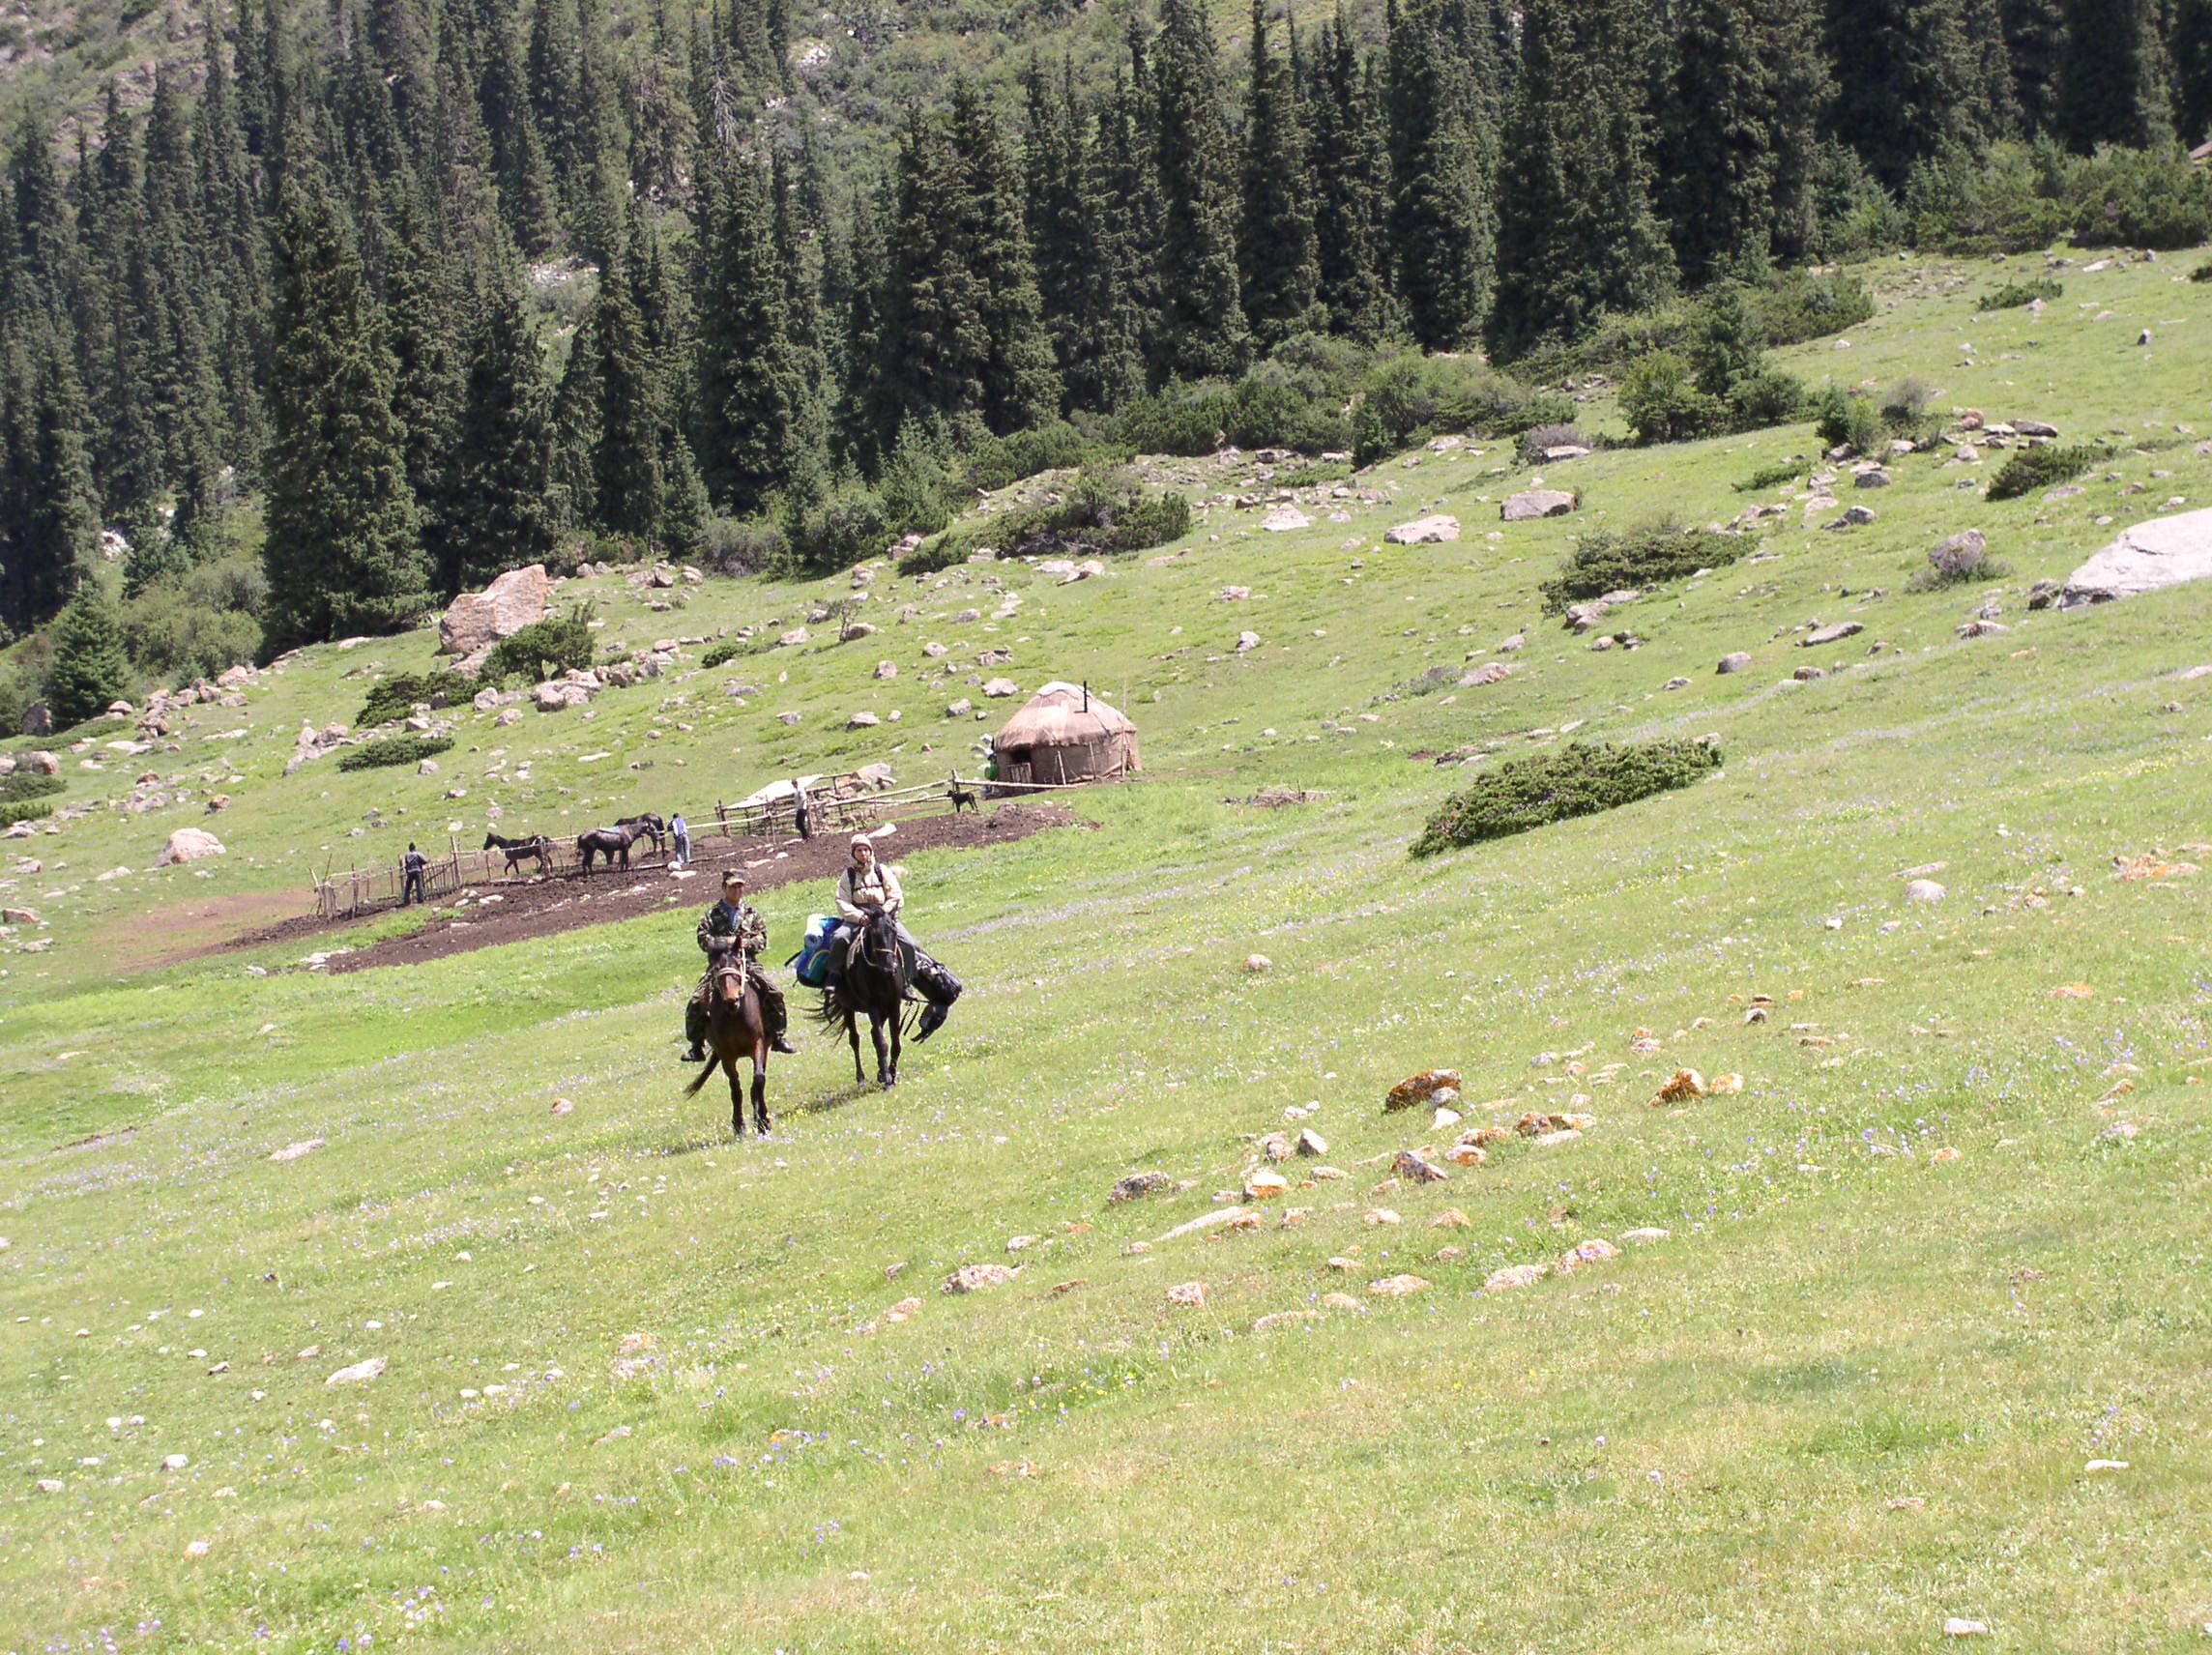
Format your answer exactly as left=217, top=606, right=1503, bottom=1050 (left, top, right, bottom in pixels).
left=997, top=682, right=1137, bottom=746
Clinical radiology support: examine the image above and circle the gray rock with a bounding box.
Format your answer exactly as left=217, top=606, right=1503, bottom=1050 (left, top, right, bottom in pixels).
left=2014, top=419, right=2059, bottom=438
left=1792, top=664, right=1827, bottom=682
left=1823, top=506, right=1877, bottom=530
left=1383, top=513, right=1461, bottom=545
left=1236, top=630, right=1262, bottom=653
left=1905, top=879, right=1946, bottom=901
left=1295, top=1127, right=1329, bottom=1157
left=2060, top=507, right=2212, bottom=606
left=1391, top=1149, right=1450, bottom=1184
left=1718, top=652, right=1754, bottom=674
left=1662, top=676, right=1692, bottom=690
left=1801, top=622, right=1865, bottom=648
left=2025, top=578, right=2062, bottom=610
left=1500, top=490, right=1576, bottom=522
left=944, top=698, right=974, bottom=718
left=1108, top=1171, right=1176, bottom=1204
left=1955, top=619, right=2009, bottom=639
left=1853, top=468, right=1892, bottom=489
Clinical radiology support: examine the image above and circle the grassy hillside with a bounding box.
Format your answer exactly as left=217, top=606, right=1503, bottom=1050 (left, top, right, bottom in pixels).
left=4, top=247, right=2212, bottom=1652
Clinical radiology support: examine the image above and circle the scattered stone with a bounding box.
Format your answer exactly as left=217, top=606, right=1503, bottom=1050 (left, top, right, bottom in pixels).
left=1718, top=652, right=1754, bottom=675
left=1801, top=622, right=1864, bottom=648
left=549, top=1097, right=573, bottom=1115
left=1391, top=1149, right=1449, bottom=1184
left=325, top=1355, right=387, bottom=1387
left=944, top=699, right=974, bottom=718
left=1369, top=1273, right=1430, bottom=1297
left=154, top=827, right=225, bottom=866
left=1253, top=1309, right=1320, bottom=1332
left=161, top=1454, right=189, bottom=1471
left=1460, top=661, right=1515, bottom=687
left=1619, top=1228, right=1672, bottom=1244
left=1432, top=1208, right=1471, bottom=1228
left=982, top=678, right=1020, bottom=699
left=1443, top=1142, right=1488, bottom=1167
left=1263, top=506, right=1312, bottom=533
left=1109, top=1172, right=1175, bottom=1204
left=2014, top=420, right=2058, bottom=438
left=1501, top=490, right=1576, bottom=522
left=1321, top=1292, right=1366, bottom=1312
left=1384, top=513, right=1462, bottom=544
left=2084, top=1459, right=2129, bottom=1473
left=269, top=1138, right=325, bottom=1162
left=1161, top=1208, right=1261, bottom=1241
left=1385, top=1068, right=1461, bottom=1113
left=942, top=1263, right=1018, bottom=1294
left=1243, top=1168, right=1289, bottom=1201
left=1942, top=1618, right=1991, bottom=1638
left=1236, top=630, right=1261, bottom=654
left=1165, top=1281, right=1208, bottom=1308
left=1557, top=1238, right=1621, bottom=1273
left=1905, top=879, right=1946, bottom=902
left=1651, top=1068, right=1704, bottom=1105
left=1955, top=619, right=2008, bottom=639
left=847, top=711, right=881, bottom=729
left=1242, top=953, right=1273, bottom=974
left=1362, top=1207, right=1402, bottom=1226
left=1295, top=1127, right=1329, bottom=1157
left=1256, top=1131, right=1293, bottom=1162
left=1483, top=1263, right=1547, bottom=1292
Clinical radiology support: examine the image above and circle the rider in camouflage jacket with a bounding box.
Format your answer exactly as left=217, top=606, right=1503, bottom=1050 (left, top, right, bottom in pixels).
left=684, top=870, right=795, bottom=1060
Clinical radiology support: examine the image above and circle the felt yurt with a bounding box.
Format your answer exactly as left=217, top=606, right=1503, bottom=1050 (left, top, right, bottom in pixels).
left=992, top=682, right=1140, bottom=786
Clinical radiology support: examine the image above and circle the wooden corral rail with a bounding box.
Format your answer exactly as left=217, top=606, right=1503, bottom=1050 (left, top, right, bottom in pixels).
left=312, top=770, right=1121, bottom=921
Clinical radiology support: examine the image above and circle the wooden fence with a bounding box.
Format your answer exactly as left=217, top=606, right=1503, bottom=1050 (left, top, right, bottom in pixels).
left=311, top=770, right=1110, bottom=921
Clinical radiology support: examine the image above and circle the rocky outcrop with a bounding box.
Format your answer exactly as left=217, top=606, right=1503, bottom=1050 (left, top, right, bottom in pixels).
left=2061, top=507, right=2212, bottom=607
left=155, top=828, right=225, bottom=866
left=438, top=565, right=550, bottom=672
left=1384, top=514, right=1461, bottom=545
left=1500, top=490, right=1576, bottom=522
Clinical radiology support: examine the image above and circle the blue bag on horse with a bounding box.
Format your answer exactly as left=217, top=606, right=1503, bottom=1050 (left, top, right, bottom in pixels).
left=790, top=914, right=837, bottom=989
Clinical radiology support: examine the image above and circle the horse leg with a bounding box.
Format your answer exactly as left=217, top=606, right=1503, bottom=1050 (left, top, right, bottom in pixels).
left=888, top=1005, right=902, bottom=1088
left=726, top=1050, right=745, bottom=1137
left=751, top=1045, right=771, bottom=1136
left=870, top=1013, right=891, bottom=1089
left=846, top=1013, right=864, bottom=1085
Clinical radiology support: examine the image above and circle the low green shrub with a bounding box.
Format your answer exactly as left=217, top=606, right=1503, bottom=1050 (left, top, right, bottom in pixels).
left=480, top=608, right=597, bottom=683
left=1353, top=351, right=1570, bottom=464
left=1539, top=526, right=1743, bottom=611
left=1733, top=458, right=1807, bottom=493
left=1978, top=277, right=2062, bottom=311
left=0, top=769, right=65, bottom=802
left=2194, top=262, right=2212, bottom=284
left=1813, top=386, right=1886, bottom=452
left=2, top=798, right=53, bottom=827
left=964, top=421, right=1099, bottom=493
left=698, top=515, right=788, bottom=576
left=1412, top=739, right=1724, bottom=857
left=787, top=483, right=893, bottom=572
left=1907, top=532, right=2010, bottom=591
left=1619, top=351, right=1719, bottom=444
left=357, top=670, right=468, bottom=727
left=701, top=635, right=773, bottom=668
left=1987, top=444, right=2099, bottom=502
left=910, top=474, right=1191, bottom=570
left=335, top=735, right=454, bottom=772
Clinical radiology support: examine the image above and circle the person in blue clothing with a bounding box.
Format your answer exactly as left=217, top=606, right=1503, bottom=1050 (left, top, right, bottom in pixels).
left=669, top=811, right=690, bottom=868
left=401, top=843, right=427, bottom=906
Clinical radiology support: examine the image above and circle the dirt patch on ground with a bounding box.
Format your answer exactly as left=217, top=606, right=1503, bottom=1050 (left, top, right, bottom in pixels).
left=219, top=802, right=1076, bottom=973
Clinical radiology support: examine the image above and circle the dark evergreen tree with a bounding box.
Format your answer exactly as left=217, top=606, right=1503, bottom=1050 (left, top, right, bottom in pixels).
left=448, top=280, right=554, bottom=591
left=1238, top=0, right=1320, bottom=348
left=1307, top=11, right=1395, bottom=341
left=946, top=81, right=1061, bottom=434
left=0, top=351, right=100, bottom=636
left=383, top=190, right=469, bottom=587
left=832, top=178, right=888, bottom=470
left=260, top=179, right=427, bottom=646
left=694, top=158, right=805, bottom=513
left=2001, top=0, right=2070, bottom=133
left=1151, top=0, right=1249, bottom=381
left=480, top=0, right=562, bottom=252
left=1098, top=46, right=1166, bottom=378
left=1026, top=63, right=1144, bottom=412
left=1488, top=0, right=1673, bottom=360
left=43, top=580, right=133, bottom=726
left=1387, top=0, right=1495, bottom=350
left=2177, top=0, right=2212, bottom=143
left=587, top=260, right=666, bottom=543
left=1823, top=0, right=1991, bottom=187
left=2056, top=0, right=2175, bottom=149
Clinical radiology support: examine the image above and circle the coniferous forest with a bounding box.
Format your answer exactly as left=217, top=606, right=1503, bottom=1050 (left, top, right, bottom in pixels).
left=1, top=0, right=2210, bottom=724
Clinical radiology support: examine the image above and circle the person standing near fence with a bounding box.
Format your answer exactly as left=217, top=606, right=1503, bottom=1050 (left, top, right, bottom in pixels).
left=401, top=843, right=427, bottom=906
left=670, top=811, right=690, bottom=868
left=793, top=780, right=813, bottom=841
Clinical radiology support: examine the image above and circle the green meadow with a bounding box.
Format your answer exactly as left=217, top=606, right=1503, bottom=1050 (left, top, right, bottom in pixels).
left=4, top=248, right=2211, bottom=1652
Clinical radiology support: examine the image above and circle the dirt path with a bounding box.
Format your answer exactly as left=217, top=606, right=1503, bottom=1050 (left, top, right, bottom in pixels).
left=219, top=802, right=1076, bottom=973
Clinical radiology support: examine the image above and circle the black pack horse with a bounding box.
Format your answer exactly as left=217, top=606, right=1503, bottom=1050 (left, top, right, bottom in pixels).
left=576, top=821, right=649, bottom=873
left=814, top=908, right=909, bottom=1089
left=482, top=831, right=552, bottom=878
left=616, top=813, right=667, bottom=857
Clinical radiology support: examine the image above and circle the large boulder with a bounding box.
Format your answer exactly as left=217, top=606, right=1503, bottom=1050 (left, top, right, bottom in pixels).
left=438, top=565, right=550, bottom=668
left=1501, top=490, right=1577, bottom=522
left=155, top=828, right=226, bottom=866
left=1384, top=514, right=1461, bottom=545
left=2061, top=507, right=2212, bottom=607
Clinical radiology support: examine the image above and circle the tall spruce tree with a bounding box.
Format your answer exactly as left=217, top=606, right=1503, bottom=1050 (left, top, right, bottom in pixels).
left=1026, top=63, right=1144, bottom=413
left=382, top=190, right=469, bottom=593
left=2177, top=0, right=2212, bottom=144
left=0, top=350, right=100, bottom=636
left=43, top=579, right=133, bottom=726
left=694, top=157, right=805, bottom=514
left=1151, top=0, right=1249, bottom=381
left=1237, top=0, right=1321, bottom=348
left=447, top=281, right=554, bottom=591
left=1487, top=0, right=1673, bottom=361
left=2000, top=0, right=2070, bottom=133
left=587, top=261, right=666, bottom=544
left=1307, top=12, right=1394, bottom=342
left=1386, top=0, right=1496, bottom=350
left=260, top=179, right=426, bottom=646
left=2056, top=0, right=2175, bottom=149
left=1823, top=0, right=1991, bottom=187
left=946, top=81, right=1061, bottom=435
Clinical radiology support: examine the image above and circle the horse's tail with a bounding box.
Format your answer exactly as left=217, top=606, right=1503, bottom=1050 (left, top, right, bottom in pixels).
left=683, top=1054, right=720, bottom=1097
left=809, top=987, right=846, bottom=1029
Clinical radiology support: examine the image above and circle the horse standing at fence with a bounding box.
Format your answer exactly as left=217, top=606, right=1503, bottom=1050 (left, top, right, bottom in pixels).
left=617, top=813, right=667, bottom=856
left=683, top=943, right=772, bottom=1136
left=483, top=831, right=552, bottom=877
left=576, top=821, right=649, bottom=873
left=814, top=907, right=908, bottom=1088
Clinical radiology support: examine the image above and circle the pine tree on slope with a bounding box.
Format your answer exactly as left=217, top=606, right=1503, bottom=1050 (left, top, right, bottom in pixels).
left=1151, top=0, right=1249, bottom=382
left=1237, top=0, right=1320, bottom=349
